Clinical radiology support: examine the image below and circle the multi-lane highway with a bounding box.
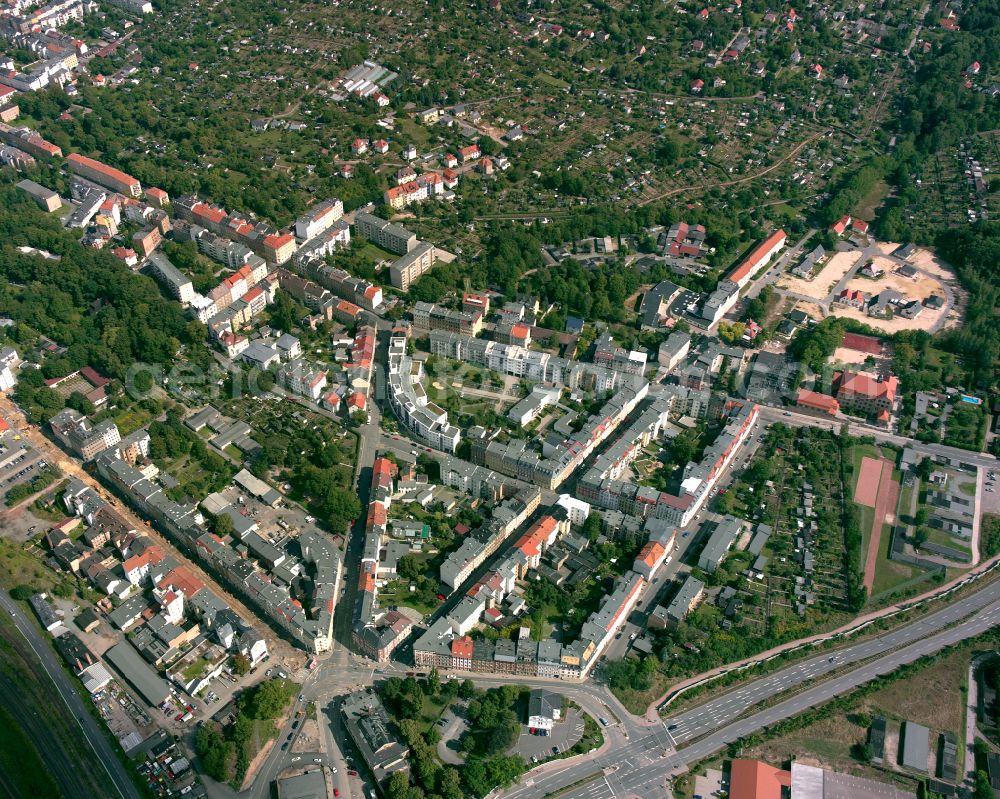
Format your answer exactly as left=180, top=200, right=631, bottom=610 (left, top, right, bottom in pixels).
left=502, top=576, right=1000, bottom=799
left=0, top=590, right=143, bottom=799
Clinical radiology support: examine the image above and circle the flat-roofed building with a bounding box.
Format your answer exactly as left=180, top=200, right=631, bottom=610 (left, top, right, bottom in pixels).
left=17, top=178, right=60, bottom=211
left=353, top=211, right=416, bottom=255
left=105, top=641, right=171, bottom=706
left=389, top=241, right=436, bottom=290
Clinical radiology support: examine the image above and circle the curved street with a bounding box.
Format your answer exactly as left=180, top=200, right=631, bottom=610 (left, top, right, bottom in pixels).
left=501, top=580, right=1000, bottom=799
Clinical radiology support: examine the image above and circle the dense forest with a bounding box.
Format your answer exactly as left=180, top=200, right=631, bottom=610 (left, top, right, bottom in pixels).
left=0, top=184, right=199, bottom=383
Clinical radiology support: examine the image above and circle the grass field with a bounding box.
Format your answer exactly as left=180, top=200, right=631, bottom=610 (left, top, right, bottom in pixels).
left=0, top=537, right=72, bottom=596
left=750, top=646, right=973, bottom=781
left=845, top=446, right=936, bottom=605
left=0, top=703, right=62, bottom=799
left=853, top=179, right=891, bottom=221
left=113, top=405, right=156, bottom=437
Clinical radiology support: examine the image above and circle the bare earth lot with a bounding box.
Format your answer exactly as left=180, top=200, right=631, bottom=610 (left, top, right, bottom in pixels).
left=779, top=250, right=862, bottom=299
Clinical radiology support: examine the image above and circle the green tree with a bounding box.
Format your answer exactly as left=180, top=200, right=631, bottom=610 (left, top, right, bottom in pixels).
left=213, top=512, right=235, bottom=538
left=976, top=770, right=993, bottom=799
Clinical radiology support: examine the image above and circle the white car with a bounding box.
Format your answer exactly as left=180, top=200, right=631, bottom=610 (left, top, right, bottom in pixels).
left=291, top=756, right=301, bottom=762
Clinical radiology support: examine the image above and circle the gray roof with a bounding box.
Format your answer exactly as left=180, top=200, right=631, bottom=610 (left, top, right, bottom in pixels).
left=666, top=575, right=704, bottom=621
left=698, top=516, right=743, bottom=571
left=276, top=770, right=327, bottom=799
left=108, top=594, right=152, bottom=629
left=902, top=721, right=929, bottom=772
left=105, top=641, right=171, bottom=706
left=528, top=688, right=561, bottom=721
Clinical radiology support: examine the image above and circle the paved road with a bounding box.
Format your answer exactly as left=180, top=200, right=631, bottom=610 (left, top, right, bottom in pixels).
left=0, top=590, right=143, bottom=799
left=756, top=405, right=996, bottom=468
left=502, top=585, right=1000, bottom=799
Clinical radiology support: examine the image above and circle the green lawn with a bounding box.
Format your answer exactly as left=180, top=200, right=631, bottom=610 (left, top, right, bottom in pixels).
left=114, top=405, right=156, bottom=436
left=0, top=687, right=67, bottom=799
left=377, top=581, right=441, bottom=617
left=923, top=526, right=973, bottom=558
left=538, top=72, right=570, bottom=89
left=396, top=117, right=435, bottom=148
left=355, top=240, right=397, bottom=264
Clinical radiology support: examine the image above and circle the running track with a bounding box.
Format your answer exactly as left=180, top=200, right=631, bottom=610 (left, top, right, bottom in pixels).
left=863, top=458, right=899, bottom=592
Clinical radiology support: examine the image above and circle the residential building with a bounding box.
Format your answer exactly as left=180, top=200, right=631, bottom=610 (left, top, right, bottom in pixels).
left=353, top=211, right=416, bottom=255
left=697, top=515, right=743, bottom=572
left=262, top=232, right=296, bottom=265
left=340, top=692, right=410, bottom=786
left=658, top=332, right=691, bottom=371
left=50, top=408, right=121, bottom=460
left=508, top=385, right=560, bottom=427
left=633, top=539, right=670, bottom=580
left=725, top=230, right=787, bottom=289
left=293, top=199, right=343, bottom=241
left=386, top=332, right=460, bottom=452
left=412, top=302, right=483, bottom=336
left=389, top=241, right=436, bottom=290
left=0, top=123, right=62, bottom=158
left=147, top=251, right=194, bottom=303
left=66, top=153, right=141, bottom=197
left=132, top=227, right=162, bottom=258
left=665, top=576, right=704, bottom=625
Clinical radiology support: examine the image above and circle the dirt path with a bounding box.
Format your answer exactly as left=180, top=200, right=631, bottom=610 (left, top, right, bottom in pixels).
left=638, top=131, right=824, bottom=207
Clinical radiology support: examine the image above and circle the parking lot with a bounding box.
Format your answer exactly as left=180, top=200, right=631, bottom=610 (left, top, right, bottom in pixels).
left=509, top=707, right=586, bottom=763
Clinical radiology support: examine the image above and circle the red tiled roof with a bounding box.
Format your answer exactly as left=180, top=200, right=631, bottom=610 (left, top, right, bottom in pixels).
left=193, top=202, right=227, bottom=224
left=241, top=286, right=264, bottom=303
left=347, top=391, right=367, bottom=409
left=80, top=366, right=109, bottom=387
left=66, top=153, right=139, bottom=189
left=727, top=230, right=786, bottom=285
left=795, top=389, right=840, bottom=415
left=730, top=760, right=791, bottom=799
left=636, top=541, right=666, bottom=568
left=515, top=516, right=557, bottom=558
left=264, top=232, right=294, bottom=249
left=451, top=636, right=474, bottom=658
left=837, top=371, right=898, bottom=403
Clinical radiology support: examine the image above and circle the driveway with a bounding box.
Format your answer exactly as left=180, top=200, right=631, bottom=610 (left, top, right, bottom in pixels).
left=436, top=706, right=468, bottom=765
